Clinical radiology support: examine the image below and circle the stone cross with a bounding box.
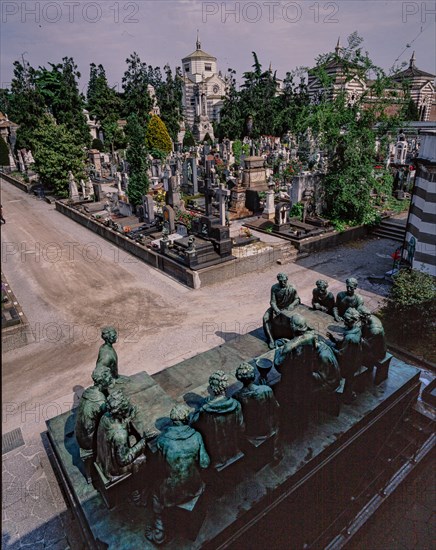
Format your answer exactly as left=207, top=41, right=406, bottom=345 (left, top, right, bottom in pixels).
left=204, top=160, right=215, bottom=216
left=215, top=183, right=231, bottom=226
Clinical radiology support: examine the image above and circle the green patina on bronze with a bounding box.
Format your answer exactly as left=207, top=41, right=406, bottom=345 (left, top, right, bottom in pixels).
left=192, top=371, right=244, bottom=468
left=333, top=277, right=365, bottom=322
left=263, top=273, right=301, bottom=349
left=96, top=326, right=119, bottom=378
left=312, top=279, right=335, bottom=315
left=146, top=404, right=210, bottom=545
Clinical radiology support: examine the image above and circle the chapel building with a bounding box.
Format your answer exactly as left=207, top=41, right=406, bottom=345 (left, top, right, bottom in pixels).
left=180, top=36, right=227, bottom=142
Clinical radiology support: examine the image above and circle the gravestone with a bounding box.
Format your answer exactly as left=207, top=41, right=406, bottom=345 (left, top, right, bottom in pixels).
left=118, top=200, right=133, bottom=217
left=245, top=190, right=261, bottom=212
left=115, top=172, right=122, bottom=195
left=16, top=149, right=25, bottom=172
left=142, top=195, right=155, bottom=224
left=121, top=173, right=129, bottom=191
left=215, top=184, right=231, bottom=226
left=290, top=173, right=325, bottom=215
left=89, top=150, right=102, bottom=176
left=162, top=205, right=176, bottom=234
left=274, top=202, right=290, bottom=227
left=166, top=176, right=182, bottom=209
left=93, top=183, right=103, bottom=202
left=80, top=179, right=88, bottom=199
left=184, top=157, right=198, bottom=195
left=163, top=166, right=170, bottom=191
left=68, top=171, right=80, bottom=201
left=228, top=185, right=252, bottom=220
left=176, top=223, right=188, bottom=237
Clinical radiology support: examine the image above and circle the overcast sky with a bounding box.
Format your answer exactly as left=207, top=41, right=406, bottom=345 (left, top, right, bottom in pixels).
left=1, top=0, right=435, bottom=94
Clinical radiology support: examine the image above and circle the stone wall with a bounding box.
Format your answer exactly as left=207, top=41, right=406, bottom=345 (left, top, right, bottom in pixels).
left=0, top=171, right=31, bottom=193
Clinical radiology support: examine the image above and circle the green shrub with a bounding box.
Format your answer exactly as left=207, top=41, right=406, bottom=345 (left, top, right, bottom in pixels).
left=290, top=202, right=304, bottom=219
left=91, top=138, right=104, bottom=151
left=382, top=268, right=436, bottom=346
left=183, top=129, right=196, bottom=148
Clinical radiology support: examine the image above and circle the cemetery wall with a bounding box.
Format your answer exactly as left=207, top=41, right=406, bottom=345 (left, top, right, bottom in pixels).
left=0, top=171, right=31, bottom=193
left=295, top=224, right=370, bottom=253
left=55, top=201, right=200, bottom=289
left=196, top=244, right=290, bottom=286
left=56, top=202, right=296, bottom=289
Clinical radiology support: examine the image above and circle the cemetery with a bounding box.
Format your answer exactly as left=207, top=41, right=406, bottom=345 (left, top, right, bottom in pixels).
left=51, top=125, right=419, bottom=286
left=2, top=34, right=435, bottom=550
left=46, top=275, right=433, bottom=549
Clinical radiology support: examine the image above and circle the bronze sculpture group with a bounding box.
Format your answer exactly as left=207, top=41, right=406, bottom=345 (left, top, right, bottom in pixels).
left=74, top=273, right=389, bottom=545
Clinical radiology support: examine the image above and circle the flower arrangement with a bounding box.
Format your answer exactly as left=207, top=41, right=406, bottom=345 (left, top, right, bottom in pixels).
left=175, top=209, right=198, bottom=231
left=154, top=189, right=166, bottom=207
left=239, top=227, right=253, bottom=238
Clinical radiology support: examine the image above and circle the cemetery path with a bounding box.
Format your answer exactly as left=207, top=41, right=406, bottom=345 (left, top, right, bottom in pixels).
left=2, top=178, right=397, bottom=438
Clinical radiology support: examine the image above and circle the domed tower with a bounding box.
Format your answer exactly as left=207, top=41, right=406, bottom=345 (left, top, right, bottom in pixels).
left=180, top=34, right=227, bottom=142
left=392, top=52, right=435, bottom=121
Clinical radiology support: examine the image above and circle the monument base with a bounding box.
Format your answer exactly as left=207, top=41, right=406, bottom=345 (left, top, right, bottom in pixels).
left=46, top=333, right=424, bottom=549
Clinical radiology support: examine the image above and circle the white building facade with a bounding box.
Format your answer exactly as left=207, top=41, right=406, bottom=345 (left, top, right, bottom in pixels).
left=181, top=38, right=227, bottom=142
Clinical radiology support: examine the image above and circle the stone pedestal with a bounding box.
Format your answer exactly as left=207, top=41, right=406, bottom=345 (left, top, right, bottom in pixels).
left=88, top=149, right=102, bottom=174
left=242, top=156, right=268, bottom=191
left=228, top=185, right=252, bottom=220
left=262, top=190, right=276, bottom=220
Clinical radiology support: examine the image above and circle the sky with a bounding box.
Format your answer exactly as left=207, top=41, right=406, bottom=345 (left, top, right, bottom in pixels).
left=1, top=0, right=435, bottom=94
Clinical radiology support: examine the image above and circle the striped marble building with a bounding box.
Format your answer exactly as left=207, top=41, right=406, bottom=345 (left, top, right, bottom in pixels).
left=307, top=43, right=435, bottom=122
left=404, top=131, right=436, bottom=276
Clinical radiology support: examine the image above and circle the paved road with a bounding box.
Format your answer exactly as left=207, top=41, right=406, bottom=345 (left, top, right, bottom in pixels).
left=1, top=177, right=400, bottom=548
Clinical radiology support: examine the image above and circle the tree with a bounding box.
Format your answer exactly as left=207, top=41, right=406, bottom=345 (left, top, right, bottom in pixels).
left=36, top=57, right=90, bottom=146
left=0, top=136, right=10, bottom=166
left=275, top=69, right=310, bottom=136
left=145, top=115, right=172, bottom=156
left=32, top=114, right=86, bottom=196
left=125, top=114, right=149, bottom=205
left=153, top=65, right=184, bottom=141
left=402, top=97, right=420, bottom=121
left=6, top=60, right=47, bottom=150
left=216, top=69, right=243, bottom=140
left=101, top=117, right=127, bottom=155
left=0, top=89, right=12, bottom=116
left=87, top=63, right=122, bottom=130
left=217, top=54, right=304, bottom=139
left=302, top=33, right=403, bottom=225
left=122, top=53, right=152, bottom=125
left=183, top=128, right=196, bottom=148
left=203, top=132, right=213, bottom=145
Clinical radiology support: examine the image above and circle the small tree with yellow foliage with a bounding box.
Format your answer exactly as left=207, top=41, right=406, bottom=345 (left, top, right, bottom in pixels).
left=145, top=115, right=172, bottom=157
